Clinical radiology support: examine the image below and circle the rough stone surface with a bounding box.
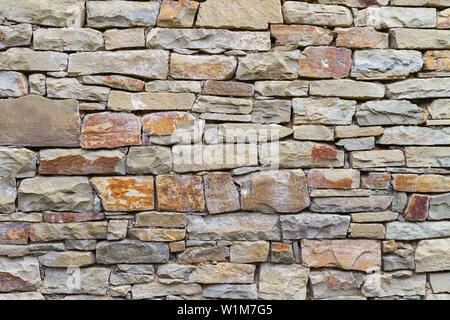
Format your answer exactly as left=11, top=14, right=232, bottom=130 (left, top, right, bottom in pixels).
left=415, top=239, right=450, bottom=272
left=171, top=54, right=237, bottom=80
left=96, top=240, right=169, bottom=264
left=293, top=98, right=356, bottom=125
left=236, top=51, right=300, bottom=80
left=259, top=263, right=309, bottom=300
left=281, top=213, right=350, bottom=239
left=156, top=175, right=204, bottom=213
left=299, top=47, right=352, bottom=79
left=356, top=100, right=425, bottom=126
left=283, top=2, right=353, bottom=27
left=310, top=270, right=365, bottom=299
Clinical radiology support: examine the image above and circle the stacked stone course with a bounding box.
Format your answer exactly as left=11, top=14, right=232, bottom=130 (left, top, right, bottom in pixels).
left=0, top=0, right=449, bottom=300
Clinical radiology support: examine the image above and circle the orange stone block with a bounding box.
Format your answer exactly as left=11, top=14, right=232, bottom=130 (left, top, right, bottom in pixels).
left=393, top=174, right=450, bottom=193
left=142, top=112, right=194, bottom=136
left=298, top=46, right=352, bottom=79
left=156, top=175, right=204, bottom=212
left=0, top=223, right=30, bottom=245
left=301, top=239, right=381, bottom=272
left=307, top=169, right=360, bottom=189
left=423, top=51, right=450, bottom=71
left=91, top=176, right=154, bottom=211
left=405, top=194, right=430, bottom=221
left=81, top=112, right=141, bottom=149
left=335, top=27, right=389, bottom=49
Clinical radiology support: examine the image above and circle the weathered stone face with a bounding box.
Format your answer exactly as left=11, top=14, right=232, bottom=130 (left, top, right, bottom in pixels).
left=0, top=148, right=35, bottom=178
left=335, top=27, right=388, bottom=48
left=204, top=172, right=240, bottom=214
left=386, top=78, right=450, bottom=99
left=0, top=24, right=32, bottom=50
left=293, top=98, right=356, bottom=125
left=96, top=240, right=169, bottom=264
left=259, top=263, right=309, bottom=300
left=356, top=100, right=426, bottom=126
left=310, top=80, right=386, bottom=99
left=0, top=71, right=28, bottom=98
left=362, top=273, right=426, bottom=298
left=281, top=213, right=350, bottom=239
left=392, top=174, right=450, bottom=192
left=236, top=51, right=300, bottom=80
left=196, top=0, right=283, bottom=30
left=386, top=221, right=450, bottom=240
left=415, top=239, right=450, bottom=272
left=350, top=150, right=405, bottom=168
left=0, top=256, right=41, bottom=292
left=126, top=146, right=172, bottom=175
left=283, top=2, right=353, bottom=26
left=271, top=25, right=333, bottom=47
left=230, top=241, right=270, bottom=263
left=390, top=28, right=450, bottom=49
left=109, top=91, right=195, bottom=112
left=103, top=28, right=145, bottom=51
left=0, top=223, right=30, bottom=245
left=156, top=175, right=204, bottom=213
left=30, top=222, right=108, bottom=242
left=355, top=7, right=437, bottom=29
left=81, top=112, right=141, bottom=149
left=18, top=177, right=94, bottom=213
left=310, top=270, right=365, bottom=299
left=91, top=177, right=154, bottom=212
left=157, top=0, right=198, bottom=28
left=171, top=54, right=237, bottom=80
left=307, top=169, right=360, bottom=189
left=188, top=263, right=256, bottom=284
left=310, top=195, right=392, bottom=213
left=299, top=47, right=352, bottom=79
left=0, top=95, right=80, bottom=147
left=302, top=239, right=381, bottom=272
left=236, top=170, right=310, bottom=213
left=33, top=28, right=104, bottom=52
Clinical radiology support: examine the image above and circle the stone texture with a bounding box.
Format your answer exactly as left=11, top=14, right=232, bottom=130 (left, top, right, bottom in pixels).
left=294, top=98, right=356, bottom=125
left=0, top=0, right=85, bottom=27
left=236, top=170, right=310, bottom=213
left=350, top=150, right=405, bottom=168
left=18, top=177, right=93, bottom=213
left=390, top=29, right=450, bottom=49
left=203, top=284, right=258, bottom=300
left=283, top=2, right=353, bottom=27
left=132, top=283, right=201, bottom=299
left=386, top=78, right=450, bottom=99
left=294, top=125, right=335, bottom=141
left=192, top=96, right=252, bottom=114
left=0, top=147, right=35, bottom=178
left=81, top=75, right=145, bottom=92
left=230, top=241, right=270, bottom=263
left=68, top=50, right=169, bottom=79
left=38, top=251, right=95, bottom=267
left=0, top=256, right=41, bottom=292
left=43, top=212, right=103, bottom=224
left=429, top=273, right=450, bottom=293
left=355, top=7, right=437, bottom=29
left=196, top=0, right=282, bottom=30
left=39, top=149, right=125, bottom=175
left=206, top=124, right=293, bottom=144
left=187, top=213, right=280, bottom=241
left=271, top=25, right=333, bottom=47
left=96, top=240, right=169, bottom=264
left=428, top=99, right=450, bottom=119
left=423, top=51, right=450, bottom=72
left=81, top=112, right=141, bottom=149
left=126, top=146, right=172, bottom=175
left=310, top=270, right=365, bottom=299
left=302, top=239, right=381, bottom=272
left=349, top=223, right=385, bottom=239
left=270, top=243, right=295, bottom=264
left=336, top=137, right=375, bottom=151
left=393, top=174, right=450, bottom=192
left=386, top=221, right=450, bottom=240
left=362, top=273, right=426, bottom=298
left=352, top=50, right=423, bottom=80
left=361, top=172, right=391, bottom=190
left=335, top=27, right=389, bottom=49
left=91, top=177, right=154, bottom=212
left=0, top=72, right=28, bottom=98
left=177, top=246, right=228, bottom=264
left=415, top=239, right=450, bottom=272
left=148, top=28, right=271, bottom=51
left=0, top=223, right=30, bottom=245
left=188, top=263, right=255, bottom=284
left=335, top=125, right=384, bottom=138
left=43, top=267, right=110, bottom=295
left=135, top=212, right=187, bottom=229
left=299, top=47, right=352, bottom=79
left=356, top=100, right=425, bottom=126
left=307, top=169, right=360, bottom=189
left=429, top=193, right=450, bottom=220
left=109, top=91, right=195, bottom=112
left=255, top=81, right=309, bottom=97
left=87, top=1, right=160, bottom=28
left=157, top=0, right=198, bottom=28
left=259, top=263, right=309, bottom=300
left=47, top=78, right=110, bottom=102
left=156, top=175, right=204, bottom=213
left=204, top=172, right=240, bottom=214
left=383, top=242, right=415, bottom=271
left=0, top=24, right=32, bottom=49
left=236, top=51, right=300, bottom=80
left=103, top=28, right=145, bottom=51
left=29, top=222, right=107, bottom=242
left=204, top=81, right=254, bottom=97
left=33, top=28, right=103, bottom=52
left=0, top=48, right=67, bottom=72
left=310, top=80, right=385, bottom=99
left=129, top=228, right=185, bottom=242
left=351, top=211, right=398, bottom=223
left=380, top=126, right=450, bottom=145
left=170, top=54, right=237, bottom=80
left=260, top=141, right=344, bottom=168
left=0, top=95, right=80, bottom=147
left=281, top=213, right=350, bottom=239
left=405, top=194, right=430, bottom=221
left=310, top=195, right=392, bottom=213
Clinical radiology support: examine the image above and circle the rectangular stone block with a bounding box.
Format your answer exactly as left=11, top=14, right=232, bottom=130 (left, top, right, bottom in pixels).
left=393, top=174, right=450, bottom=192
left=350, top=150, right=405, bottom=168
left=30, top=222, right=108, bottom=242
left=390, top=29, right=450, bottom=49
left=236, top=51, right=300, bottom=80
left=355, top=7, right=437, bottom=28
left=310, top=80, right=385, bottom=99
left=406, top=147, right=450, bottom=167
left=108, top=91, right=195, bottom=111
left=283, top=2, right=353, bottom=26
left=0, top=48, right=68, bottom=72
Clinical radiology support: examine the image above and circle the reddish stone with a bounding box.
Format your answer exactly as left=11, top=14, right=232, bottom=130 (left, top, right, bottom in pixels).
left=307, top=169, right=360, bottom=189
left=335, top=27, right=389, bottom=49
left=43, top=212, right=105, bottom=223
left=270, top=25, right=333, bottom=47
left=311, top=144, right=338, bottom=162
left=39, top=149, right=125, bottom=175
left=393, top=174, right=450, bottom=193
left=298, top=47, right=352, bottom=79
left=405, top=194, right=430, bottom=221
left=204, top=81, right=254, bottom=97
left=91, top=177, right=154, bottom=212
left=204, top=172, right=240, bottom=214
left=0, top=223, right=30, bottom=245
left=361, top=172, right=391, bottom=190
left=81, top=112, right=141, bottom=149
left=142, top=112, right=194, bottom=136
left=156, top=175, right=204, bottom=212
left=302, top=239, right=381, bottom=272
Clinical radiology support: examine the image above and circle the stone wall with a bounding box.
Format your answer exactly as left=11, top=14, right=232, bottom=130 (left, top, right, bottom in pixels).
left=0, top=0, right=449, bottom=300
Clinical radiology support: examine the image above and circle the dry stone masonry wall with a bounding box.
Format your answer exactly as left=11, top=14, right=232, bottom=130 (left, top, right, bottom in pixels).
left=0, top=0, right=449, bottom=300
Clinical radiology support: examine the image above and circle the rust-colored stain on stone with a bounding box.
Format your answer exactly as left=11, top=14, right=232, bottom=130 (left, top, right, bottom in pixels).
left=311, top=145, right=338, bottom=161
left=423, top=51, right=450, bottom=71
left=103, top=75, right=145, bottom=91
left=307, top=171, right=353, bottom=189
left=43, top=212, right=105, bottom=223
left=405, top=194, right=430, bottom=221
left=362, top=172, right=391, bottom=189
left=159, top=0, right=198, bottom=19
left=204, top=80, right=254, bottom=97
left=299, top=47, right=352, bottom=79
left=393, top=174, right=450, bottom=193
left=92, top=177, right=154, bottom=211
left=156, top=175, right=204, bottom=212
left=0, top=272, right=30, bottom=292
left=0, top=223, right=30, bottom=244
left=142, top=112, right=191, bottom=135
left=81, top=112, right=141, bottom=149
left=40, top=154, right=121, bottom=175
